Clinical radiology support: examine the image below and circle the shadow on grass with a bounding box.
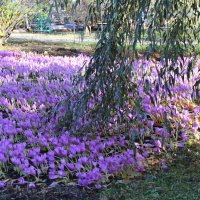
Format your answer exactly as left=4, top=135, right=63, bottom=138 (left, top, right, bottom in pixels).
left=97, top=141, right=200, bottom=200
left=0, top=41, right=96, bottom=56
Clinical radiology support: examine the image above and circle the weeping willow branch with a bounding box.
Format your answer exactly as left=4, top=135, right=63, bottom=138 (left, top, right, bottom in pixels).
left=65, top=0, right=200, bottom=131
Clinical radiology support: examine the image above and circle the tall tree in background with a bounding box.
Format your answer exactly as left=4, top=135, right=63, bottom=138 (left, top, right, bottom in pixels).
left=0, top=0, right=36, bottom=45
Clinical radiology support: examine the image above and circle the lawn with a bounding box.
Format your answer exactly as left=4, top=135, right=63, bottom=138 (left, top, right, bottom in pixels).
left=98, top=141, right=200, bottom=200
left=1, top=32, right=199, bottom=57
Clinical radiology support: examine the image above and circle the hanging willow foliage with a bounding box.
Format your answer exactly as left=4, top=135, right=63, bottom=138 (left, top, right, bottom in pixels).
left=76, top=0, right=199, bottom=113
left=55, top=0, right=200, bottom=132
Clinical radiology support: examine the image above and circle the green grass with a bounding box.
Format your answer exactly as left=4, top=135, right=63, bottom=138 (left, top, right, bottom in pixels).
left=1, top=31, right=199, bottom=57
left=98, top=141, right=200, bottom=200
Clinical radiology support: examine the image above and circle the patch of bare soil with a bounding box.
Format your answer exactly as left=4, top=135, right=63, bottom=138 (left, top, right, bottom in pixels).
left=0, top=184, right=98, bottom=200
left=1, top=42, right=93, bottom=57
left=21, top=45, right=91, bottom=57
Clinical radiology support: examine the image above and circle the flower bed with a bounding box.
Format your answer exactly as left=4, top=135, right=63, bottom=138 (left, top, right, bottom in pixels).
left=0, top=51, right=199, bottom=188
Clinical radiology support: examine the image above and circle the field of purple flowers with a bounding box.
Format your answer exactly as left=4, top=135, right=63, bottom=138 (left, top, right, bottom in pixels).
left=0, top=51, right=199, bottom=189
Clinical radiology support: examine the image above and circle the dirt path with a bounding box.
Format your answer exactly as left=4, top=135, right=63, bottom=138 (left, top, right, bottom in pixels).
left=9, top=32, right=97, bottom=44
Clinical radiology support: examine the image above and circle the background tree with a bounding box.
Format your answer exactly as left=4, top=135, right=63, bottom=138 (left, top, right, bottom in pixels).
left=0, top=0, right=37, bottom=45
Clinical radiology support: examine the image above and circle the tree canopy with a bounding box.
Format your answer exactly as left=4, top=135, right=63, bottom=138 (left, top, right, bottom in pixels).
left=0, top=0, right=37, bottom=45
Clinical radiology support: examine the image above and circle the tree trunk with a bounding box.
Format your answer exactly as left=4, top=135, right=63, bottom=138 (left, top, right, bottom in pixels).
left=0, top=33, right=11, bottom=46
left=85, top=25, right=91, bottom=35
left=0, top=37, right=5, bottom=46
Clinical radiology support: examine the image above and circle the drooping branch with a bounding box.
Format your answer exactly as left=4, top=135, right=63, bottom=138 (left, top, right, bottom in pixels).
left=71, top=0, right=200, bottom=126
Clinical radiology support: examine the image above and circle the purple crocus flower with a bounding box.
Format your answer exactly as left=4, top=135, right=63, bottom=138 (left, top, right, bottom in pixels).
left=28, top=182, right=36, bottom=189
left=0, top=181, right=4, bottom=188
